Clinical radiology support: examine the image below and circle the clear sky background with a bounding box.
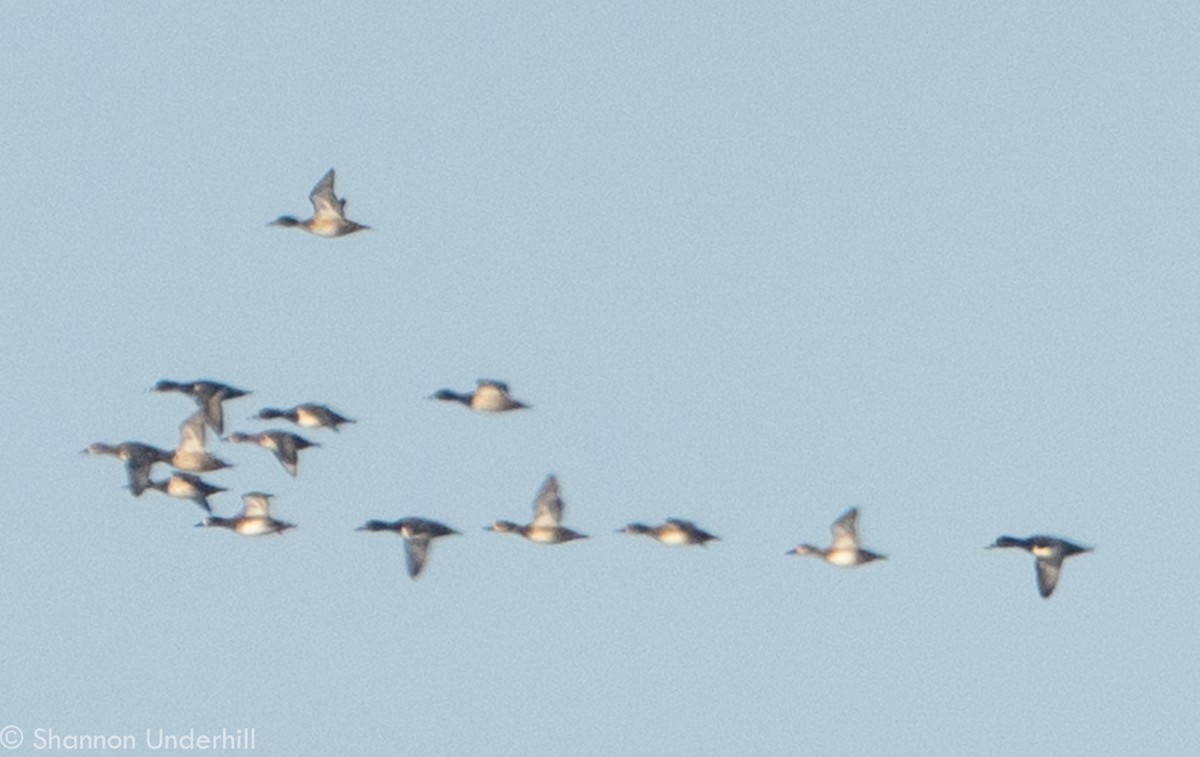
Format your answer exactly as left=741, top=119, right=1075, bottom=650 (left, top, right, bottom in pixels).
left=2, top=3, right=1198, bottom=755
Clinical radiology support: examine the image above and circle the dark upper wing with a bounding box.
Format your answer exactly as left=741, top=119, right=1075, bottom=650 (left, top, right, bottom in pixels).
left=477, top=379, right=511, bottom=393
left=125, top=459, right=154, bottom=496
left=405, top=536, right=431, bottom=578
left=1035, top=557, right=1063, bottom=598
left=202, top=393, right=226, bottom=435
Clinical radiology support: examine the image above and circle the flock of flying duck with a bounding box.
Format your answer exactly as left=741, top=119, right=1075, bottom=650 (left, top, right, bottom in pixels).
left=85, top=170, right=1092, bottom=597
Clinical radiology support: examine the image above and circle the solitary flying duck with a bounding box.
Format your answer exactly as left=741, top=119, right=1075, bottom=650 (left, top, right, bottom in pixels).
left=430, top=380, right=529, bottom=413
left=787, top=507, right=886, bottom=567
left=487, top=475, right=587, bottom=544
left=356, top=517, right=461, bottom=579
left=269, top=168, right=369, bottom=237
left=618, top=519, right=720, bottom=546
left=988, top=535, right=1092, bottom=598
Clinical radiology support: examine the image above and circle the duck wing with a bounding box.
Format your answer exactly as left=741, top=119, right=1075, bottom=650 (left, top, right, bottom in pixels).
left=176, top=410, right=209, bottom=454
left=404, top=536, right=432, bottom=578
left=1035, top=557, right=1063, bottom=598
left=829, top=507, right=860, bottom=551
left=241, top=493, right=273, bottom=519
left=309, top=169, right=346, bottom=221
left=531, top=475, right=564, bottom=527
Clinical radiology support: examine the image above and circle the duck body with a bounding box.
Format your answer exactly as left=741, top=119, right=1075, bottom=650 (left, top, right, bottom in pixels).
left=202, top=515, right=294, bottom=536
left=794, top=544, right=885, bottom=567
left=255, top=403, right=355, bottom=432
left=147, top=472, right=226, bottom=512
left=619, top=519, right=720, bottom=546
left=488, top=520, right=588, bottom=544
left=171, top=453, right=231, bottom=474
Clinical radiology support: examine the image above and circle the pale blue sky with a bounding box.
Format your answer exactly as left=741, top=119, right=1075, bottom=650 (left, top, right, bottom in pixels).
left=2, top=3, right=1198, bottom=755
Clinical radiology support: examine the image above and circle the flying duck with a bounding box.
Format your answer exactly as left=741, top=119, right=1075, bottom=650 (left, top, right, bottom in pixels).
left=487, top=475, right=587, bottom=543
left=83, top=441, right=173, bottom=496
left=197, top=492, right=295, bottom=536
left=146, top=472, right=226, bottom=513
left=430, top=380, right=529, bottom=413
left=171, top=410, right=233, bottom=473
left=269, top=168, right=369, bottom=237
left=987, top=535, right=1092, bottom=598
left=254, top=403, right=355, bottom=432
left=223, top=430, right=318, bottom=476
left=787, top=507, right=886, bottom=567
left=356, top=517, right=461, bottom=579
left=618, top=519, right=720, bottom=546
left=153, top=379, right=250, bottom=435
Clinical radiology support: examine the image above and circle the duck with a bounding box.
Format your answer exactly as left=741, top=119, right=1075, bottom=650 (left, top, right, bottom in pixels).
left=429, top=380, right=529, bottom=413
left=153, top=379, right=250, bottom=435
left=146, top=472, right=226, bottom=513
left=82, top=441, right=173, bottom=496
left=253, top=403, right=355, bottom=432
left=197, top=492, right=295, bottom=536
left=787, top=507, right=885, bottom=567
left=487, top=475, right=587, bottom=543
left=223, top=430, right=318, bottom=476
left=356, top=517, right=460, bottom=579
left=987, top=535, right=1092, bottom=598
left=269, top=168, right=369, bottom=237
left=171, top=411, right=233, bottom=473
left=618, top=519, right=720, bottom=546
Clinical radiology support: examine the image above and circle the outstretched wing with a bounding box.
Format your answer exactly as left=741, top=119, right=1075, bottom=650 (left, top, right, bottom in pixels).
left=477, top=379, right=511, bottom=393
left=405, top=536, right=432, bottom=578
left=176, top=410, right=209, bottom=454
left=272, top=433, right=315, bottom=477
left=241, top=493, right=273, bottom=519
left=531, top=475, right=563, bottom=527
left=1035, top=557, right=1063, bottom=598
left=830, top=507, right=860, bottom=550
left=201, top=393, right=227, bottom=435
left=309, top=169, right=346, bottom=221
left=274, top=434, right=301, bottom=477
left=125, top=458, right=154, bottom=496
